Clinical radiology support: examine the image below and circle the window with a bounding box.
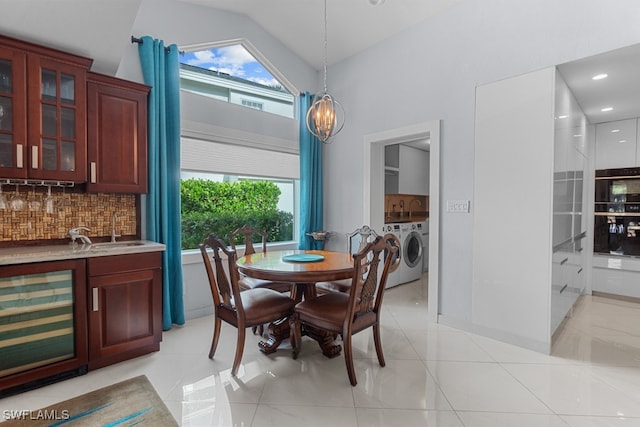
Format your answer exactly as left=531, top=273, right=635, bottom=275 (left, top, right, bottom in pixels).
left=241, top=99, right=263, bottom=110
left=179, top=43, right=294, bottom=118
left=180, top=138, right=299, bottom=250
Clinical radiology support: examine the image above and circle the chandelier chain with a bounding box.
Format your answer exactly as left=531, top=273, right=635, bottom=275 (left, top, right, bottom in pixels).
left=323, top=0, right=328, bottom=93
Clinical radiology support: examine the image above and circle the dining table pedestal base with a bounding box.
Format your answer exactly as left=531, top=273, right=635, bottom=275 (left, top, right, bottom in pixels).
left=258, top=318, right=289, bottom=354
left=258, top=318, right=342, bottom=358
left=301, top=325, right=342, bottom=358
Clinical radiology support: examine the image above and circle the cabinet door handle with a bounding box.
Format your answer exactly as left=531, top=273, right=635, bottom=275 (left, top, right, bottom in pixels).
left=559, top=284, right=568, bottom=294
left=31, top=146, right=38, bottom=169
left=90, top=162, right=97, bottom=183
left=16, top=144, right=23, bottom=168
left=560, top=257, right=568, bottom=265
left=92, top=287, right=99, bottom=312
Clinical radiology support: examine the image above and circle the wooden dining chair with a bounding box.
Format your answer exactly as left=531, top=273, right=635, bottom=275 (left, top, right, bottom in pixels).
left=199, top=233, right=296, bottom=376
left=290, top=234, right=398, bottom=386
left=316, top=225, right=400, bottom=294
left=227, top=225, right=293, bottom=293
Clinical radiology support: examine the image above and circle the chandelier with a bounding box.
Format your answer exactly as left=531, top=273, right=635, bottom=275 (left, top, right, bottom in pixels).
left=306, top=0, right=345, bottom=143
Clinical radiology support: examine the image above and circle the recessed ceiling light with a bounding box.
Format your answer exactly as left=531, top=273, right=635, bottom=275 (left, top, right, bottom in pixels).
left=611, top=129, right=620, bottom=133
left=619, top=140, right=628, bottom=143
left=592, top=73, right=608, bottom=80
left=601, top=107, right=613, bottom=112
left=573, top=134, right=582, bottom=137
left=557, top=115, right=568, bottom=119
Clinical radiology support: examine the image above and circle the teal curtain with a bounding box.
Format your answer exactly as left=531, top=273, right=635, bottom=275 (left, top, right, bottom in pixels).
left=138, top=36, right=185, bottom=330
left=298, top=92, right=323, bottom=250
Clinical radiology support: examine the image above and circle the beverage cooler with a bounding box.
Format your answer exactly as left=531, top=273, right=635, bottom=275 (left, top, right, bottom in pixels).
left=594, top=167, right=640, bottom=256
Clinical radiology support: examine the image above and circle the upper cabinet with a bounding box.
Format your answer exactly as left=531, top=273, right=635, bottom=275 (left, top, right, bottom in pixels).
left=595, top=119, right=639, bottom=170
left=0, top=35, right=149, bottom=193
left=0, top=45, right=27, bottom=178
left=0, top=35, right=92, bottom=182
left=87, top=73, right=149, bottom=193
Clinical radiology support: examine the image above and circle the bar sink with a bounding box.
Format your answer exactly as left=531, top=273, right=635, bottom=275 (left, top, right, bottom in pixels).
left=90, top=241, right=146, bottom=249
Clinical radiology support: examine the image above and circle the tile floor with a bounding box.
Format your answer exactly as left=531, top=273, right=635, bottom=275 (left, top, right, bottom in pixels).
left=3, top=274, right=640, bottom=426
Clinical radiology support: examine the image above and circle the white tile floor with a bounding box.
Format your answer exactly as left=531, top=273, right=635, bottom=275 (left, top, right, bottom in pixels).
left=3, top=274, right=640, bottom=426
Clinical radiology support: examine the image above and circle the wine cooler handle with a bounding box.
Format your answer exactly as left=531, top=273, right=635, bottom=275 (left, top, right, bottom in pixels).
left=92, top=287, right=99, bottom=312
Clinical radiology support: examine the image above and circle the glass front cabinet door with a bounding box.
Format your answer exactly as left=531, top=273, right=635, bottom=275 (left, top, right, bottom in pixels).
left=27, top=56, right=88, bottom=182
left=0, top=35, right=91, bottom=182
left=0, top=46, right=27, bottom=178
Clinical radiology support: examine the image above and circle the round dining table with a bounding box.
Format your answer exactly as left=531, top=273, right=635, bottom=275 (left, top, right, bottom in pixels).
left=236, top=249, right=354, bottom=356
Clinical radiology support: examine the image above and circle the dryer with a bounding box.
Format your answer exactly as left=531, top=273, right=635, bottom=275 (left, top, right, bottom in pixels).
left=382, top=223, right=402, bottom=287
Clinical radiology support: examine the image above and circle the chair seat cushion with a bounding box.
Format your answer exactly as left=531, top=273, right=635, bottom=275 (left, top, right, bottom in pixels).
left=239, top=276, right=293, bottom=293
left=315, top=279, right=351, bottom=294
left=241, top=288, right=296, bottom=324
left=295, top=292, right=350, bottom=331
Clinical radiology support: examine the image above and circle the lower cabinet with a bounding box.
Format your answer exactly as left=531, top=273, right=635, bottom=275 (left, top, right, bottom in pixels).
left=87, top=252, right=162, bottom=370
left=592, top=255, right=640, bottom=299
left=551, top=250, right=584, bottom=336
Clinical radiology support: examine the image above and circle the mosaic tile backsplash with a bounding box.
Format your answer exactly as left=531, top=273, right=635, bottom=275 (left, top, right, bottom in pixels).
left=0, top=187, right=137, bottom=243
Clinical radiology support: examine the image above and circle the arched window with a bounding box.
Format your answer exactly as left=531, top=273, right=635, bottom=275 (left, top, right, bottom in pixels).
left=179, top=40, right=295, bottom=118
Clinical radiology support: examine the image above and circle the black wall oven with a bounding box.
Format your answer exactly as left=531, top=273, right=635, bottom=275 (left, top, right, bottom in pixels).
left=594, top=167, right=640, bottom=256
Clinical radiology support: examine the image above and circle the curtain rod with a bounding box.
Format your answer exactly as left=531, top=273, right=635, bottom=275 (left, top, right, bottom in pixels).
left=131, top=35, right=180, bottom=54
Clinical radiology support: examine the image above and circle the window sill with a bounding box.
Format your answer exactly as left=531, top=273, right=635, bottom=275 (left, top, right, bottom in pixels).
left=181, top=241, right=299, bottom=265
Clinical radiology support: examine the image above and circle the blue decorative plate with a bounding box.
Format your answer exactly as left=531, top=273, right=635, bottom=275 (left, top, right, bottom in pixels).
left=282, top=254, right=325, bottom=262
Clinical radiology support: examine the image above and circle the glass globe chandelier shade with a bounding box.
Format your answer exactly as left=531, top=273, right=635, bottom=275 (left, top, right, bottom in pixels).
left=306, top=91, right=345, bottom=143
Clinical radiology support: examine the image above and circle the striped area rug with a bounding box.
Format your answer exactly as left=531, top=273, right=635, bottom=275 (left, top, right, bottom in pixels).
left=3, top=375, right=177, bottom=426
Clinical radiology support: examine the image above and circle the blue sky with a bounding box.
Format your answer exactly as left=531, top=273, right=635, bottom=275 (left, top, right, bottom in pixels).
left=180, top=44, right=280, bottom=88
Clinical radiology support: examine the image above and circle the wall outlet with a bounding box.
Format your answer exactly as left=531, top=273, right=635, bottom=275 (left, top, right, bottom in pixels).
left=446, top=199, right=470, bottom=213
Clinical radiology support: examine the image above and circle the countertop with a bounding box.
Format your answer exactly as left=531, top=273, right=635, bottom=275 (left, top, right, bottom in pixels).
left=0, top=240, right=166, bottom=266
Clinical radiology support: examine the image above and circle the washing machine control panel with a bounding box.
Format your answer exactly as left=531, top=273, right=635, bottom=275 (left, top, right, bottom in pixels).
left=382, top=224, right=401, bottom=234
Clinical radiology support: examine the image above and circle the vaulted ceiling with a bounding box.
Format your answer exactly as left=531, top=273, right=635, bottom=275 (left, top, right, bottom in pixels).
left=1, top=0, right=638, bottom=124
left=178, top=0, right=462, bottom=69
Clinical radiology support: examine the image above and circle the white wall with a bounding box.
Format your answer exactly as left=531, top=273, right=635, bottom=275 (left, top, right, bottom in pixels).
left=321, top=0, right=640, bottom=346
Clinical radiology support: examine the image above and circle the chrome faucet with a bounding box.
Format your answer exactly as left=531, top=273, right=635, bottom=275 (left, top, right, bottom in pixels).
left=69, top=227, right=92, bottom=245
left=111, top=212, right=121, bottom=243
left=409, top=199, right=422, bottom=218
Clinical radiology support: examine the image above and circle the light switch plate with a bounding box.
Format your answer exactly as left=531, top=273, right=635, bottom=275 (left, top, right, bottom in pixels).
left=446, top=199, right=470, bottom=213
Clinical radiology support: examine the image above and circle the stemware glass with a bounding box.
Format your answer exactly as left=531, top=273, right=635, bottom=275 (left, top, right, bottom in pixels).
left=10, top=184, right=25, bottom=211
left=44, top=185, right=55, bottom=214
left=0, top=184, right=6, bottom=209
left=28, top=185, right=41, bottom=212
left=56, top=186, right=72, bottom=211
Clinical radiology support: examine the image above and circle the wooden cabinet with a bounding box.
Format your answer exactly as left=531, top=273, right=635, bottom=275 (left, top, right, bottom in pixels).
left=87, top=252, right=162, bottom=370
left=0, top=259, right=87, bottom=396
left=87, top=72, right=149, bottom=193
left=0, top=45, right=27, bottom=178
left=0, top=35, right=91, bottom=182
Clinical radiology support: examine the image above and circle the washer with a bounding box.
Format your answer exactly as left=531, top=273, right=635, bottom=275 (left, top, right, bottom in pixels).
left=382, top=222, right=423, bottom=287
left=403, top=222, right=424, bottom=281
